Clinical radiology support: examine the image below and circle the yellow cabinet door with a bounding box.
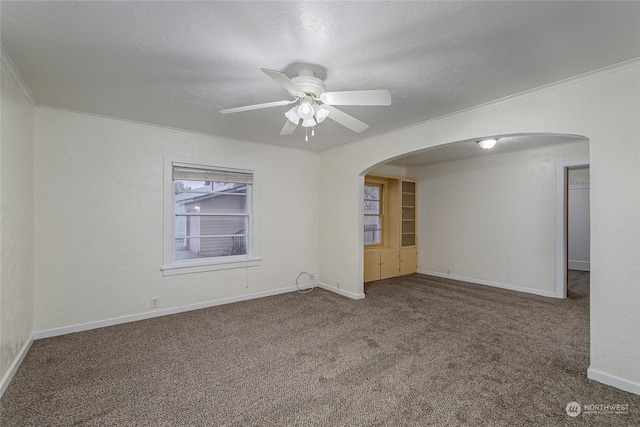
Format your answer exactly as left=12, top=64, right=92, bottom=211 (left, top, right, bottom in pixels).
left=380, top=248, right=400, bottom=280
left=364, top=250, right=381, bottom=282
left=400, top=247, right=417, bottom=275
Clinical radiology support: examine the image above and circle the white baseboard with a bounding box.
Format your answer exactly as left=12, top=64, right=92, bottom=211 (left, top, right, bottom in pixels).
left=317, top=282, right=366, bottom=300
left=417, top=270, right=557, bottom=298
left=0, top=334, right=34, bottom=398
left=568, top=260, right=591, bottom=271
left=34, top=285, right=306, bottom=339
left=34, top=282, right=364, bottom=340
left=588, top=367, right=640, bottom=396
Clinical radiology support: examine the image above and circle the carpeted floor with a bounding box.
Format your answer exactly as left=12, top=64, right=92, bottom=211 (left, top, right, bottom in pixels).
left=2, top=272, right=638, bottom=426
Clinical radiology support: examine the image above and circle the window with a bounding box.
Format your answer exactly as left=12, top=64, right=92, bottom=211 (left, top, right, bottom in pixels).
left=364, top=184, right=383, bottom=245
left=163, top=156, right=260, bottom=275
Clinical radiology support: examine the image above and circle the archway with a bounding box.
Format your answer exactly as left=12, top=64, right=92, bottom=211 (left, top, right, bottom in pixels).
left=359, top=133, right=590, bottom=298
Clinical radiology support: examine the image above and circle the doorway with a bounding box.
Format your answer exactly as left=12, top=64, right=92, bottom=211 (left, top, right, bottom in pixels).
left=555, top=159, right=590, bottom=298
left=567, top=166, right=590, bottom=297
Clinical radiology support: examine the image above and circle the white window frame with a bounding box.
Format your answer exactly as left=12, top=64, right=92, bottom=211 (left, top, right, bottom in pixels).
left=364, top=183, right=384, bottom=246
left=162, top=155, right=260, bottom=276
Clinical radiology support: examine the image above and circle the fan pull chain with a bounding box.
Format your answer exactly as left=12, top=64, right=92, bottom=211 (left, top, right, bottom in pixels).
left=305, top=128, right=308, bottom=142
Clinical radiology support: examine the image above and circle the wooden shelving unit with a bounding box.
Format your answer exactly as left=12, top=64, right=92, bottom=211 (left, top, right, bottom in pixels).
left=400, top=180, right=417, bottom=276
left=364, top=175, right=417, bottom=282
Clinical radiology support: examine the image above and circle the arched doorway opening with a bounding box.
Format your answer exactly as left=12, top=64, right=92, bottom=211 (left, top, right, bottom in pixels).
left=359, top=133, right=590, bottom=299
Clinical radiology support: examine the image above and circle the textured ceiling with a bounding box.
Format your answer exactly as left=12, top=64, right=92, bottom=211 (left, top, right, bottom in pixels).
left=1, top=1, right=639, bottom=153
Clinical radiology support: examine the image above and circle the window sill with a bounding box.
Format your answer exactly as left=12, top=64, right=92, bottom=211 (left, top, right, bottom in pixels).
left=161, top=257, right=261, bottom=276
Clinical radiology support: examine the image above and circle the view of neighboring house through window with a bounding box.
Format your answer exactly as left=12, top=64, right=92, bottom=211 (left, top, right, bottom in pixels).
left=364, top=184, right=383, bottom=245
left=174, top=179, right=248, bottom=259
left=163, top=157, right=259, bottom=275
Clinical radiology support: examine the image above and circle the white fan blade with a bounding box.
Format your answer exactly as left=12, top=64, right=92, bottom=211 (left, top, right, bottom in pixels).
left=261, top=68, right=306, bottom=98
left=220, top=99, right=296, bottom=114
left=280, top=120, right=298, bottom=135
left=322, top=89, right=391, bottom=106
left=323, top=105, right=369, bottom=133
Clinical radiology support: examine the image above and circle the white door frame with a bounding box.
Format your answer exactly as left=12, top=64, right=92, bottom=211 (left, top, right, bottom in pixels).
left=555, top=158, right=590, bottom=298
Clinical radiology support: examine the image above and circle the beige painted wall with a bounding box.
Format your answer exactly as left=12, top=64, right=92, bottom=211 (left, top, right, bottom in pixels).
left=33, top=108, right=319, bottom=332
left=319, top=64, right=639, bottom=389
left=410, top=141, right=589, bottom=294
left=0, top=62, right=34, bottom=385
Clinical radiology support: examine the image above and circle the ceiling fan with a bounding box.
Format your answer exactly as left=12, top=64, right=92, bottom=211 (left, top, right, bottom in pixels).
left=220, top=68, right=391, bottom=136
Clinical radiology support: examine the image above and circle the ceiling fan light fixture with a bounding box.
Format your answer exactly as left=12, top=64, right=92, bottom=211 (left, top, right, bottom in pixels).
left=314, top=105, right=330, bottom=123
left=297, top=99, right=315, bottom=120
left=222, top=67, right=392, bottom=138
left=285, top=106, right=300, bottom=124
left=301, top=118, right=317, bottom=128
left=477, top=138, right=498, bottom=149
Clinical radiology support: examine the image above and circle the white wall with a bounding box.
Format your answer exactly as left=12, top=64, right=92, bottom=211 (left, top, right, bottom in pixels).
left=318, top=64, right=640, bottom=392
left=0, top=61, right=34, bottom=390
left=368, top=163, right=407, bottom=178
left=410, top=141, right=589, bottom=295
left=33, top=108, right=319, bottom=333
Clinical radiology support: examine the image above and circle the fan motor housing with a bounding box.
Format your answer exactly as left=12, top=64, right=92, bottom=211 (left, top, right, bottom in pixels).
left=291, top=70, right=326, bottom=97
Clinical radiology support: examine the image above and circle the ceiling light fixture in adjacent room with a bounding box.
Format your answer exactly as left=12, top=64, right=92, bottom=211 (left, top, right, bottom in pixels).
left=477, top=138, right=498, bottom=149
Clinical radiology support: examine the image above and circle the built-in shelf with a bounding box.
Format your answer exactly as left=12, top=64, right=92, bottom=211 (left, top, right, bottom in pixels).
left=364, top=175, right=417, bottom=282
left=401, top=180, right=416, bottom=247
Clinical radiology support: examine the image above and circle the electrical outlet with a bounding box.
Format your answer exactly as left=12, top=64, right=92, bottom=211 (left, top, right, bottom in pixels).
left=337, top=280, right=341, bottom=288
left=150, top=297, right=159, bottom=309
left=447, top=269, right=451, bottom=275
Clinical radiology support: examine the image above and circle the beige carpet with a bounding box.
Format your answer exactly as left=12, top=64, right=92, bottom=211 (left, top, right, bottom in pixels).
left=2, top=272, right=638, bottom=426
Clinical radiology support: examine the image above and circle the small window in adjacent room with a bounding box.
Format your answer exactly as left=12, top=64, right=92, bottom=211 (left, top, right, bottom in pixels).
left=364, top=183, right=383, bottom=245
left=162, top=156, right=260, bottom=275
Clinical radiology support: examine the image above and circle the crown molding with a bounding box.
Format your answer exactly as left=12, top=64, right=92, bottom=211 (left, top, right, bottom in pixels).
left=1, top=45, right=36, bottom=106
left=322, top=57, right=640, bottom=154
